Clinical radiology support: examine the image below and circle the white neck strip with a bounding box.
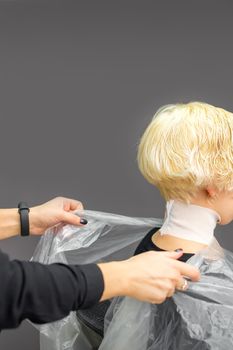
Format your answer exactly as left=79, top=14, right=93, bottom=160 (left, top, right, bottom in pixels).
left=159, top=199, right=221, bottom=245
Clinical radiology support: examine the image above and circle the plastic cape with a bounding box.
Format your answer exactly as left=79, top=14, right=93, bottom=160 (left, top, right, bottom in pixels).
left=30, top=209, right=162, bottom=350
left=30, top=210, right=233, bottom=350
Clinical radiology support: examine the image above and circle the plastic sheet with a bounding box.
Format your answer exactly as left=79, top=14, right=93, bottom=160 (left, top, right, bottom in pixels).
left=31, top=209, right=233, bottom=350
left=31, top=210, right=161, bottom=350
left=100, top=238, right=231, bottom=350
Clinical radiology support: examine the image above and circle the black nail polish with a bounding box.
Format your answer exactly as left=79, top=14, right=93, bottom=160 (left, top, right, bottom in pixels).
left=175, top=248, right=183, bottom=252
left=80, top=218, right=88, bottom=225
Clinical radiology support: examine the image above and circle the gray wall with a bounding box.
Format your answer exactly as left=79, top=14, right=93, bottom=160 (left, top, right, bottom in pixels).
left=0, top=0, right=233, bottom=348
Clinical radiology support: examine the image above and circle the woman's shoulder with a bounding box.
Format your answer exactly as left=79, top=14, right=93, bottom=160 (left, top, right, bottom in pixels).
left=134, top=226, right=161, bottom=255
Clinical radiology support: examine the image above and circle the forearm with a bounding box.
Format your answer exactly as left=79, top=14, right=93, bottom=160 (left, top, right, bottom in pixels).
left=0, top=249, right=104, bottom=329
left=0, top=208, right=20, bottom=239
left=0, top=207, right=43, bottom=239
left=0, top=197, right=87, bottom=240
left=97, top=261, right=129, bottom=301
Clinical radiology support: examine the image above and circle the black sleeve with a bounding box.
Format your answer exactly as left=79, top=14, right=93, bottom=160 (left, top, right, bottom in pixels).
left=0, top=249, right=104, bottom=330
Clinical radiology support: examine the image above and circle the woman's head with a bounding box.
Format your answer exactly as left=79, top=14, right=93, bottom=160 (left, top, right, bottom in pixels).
left=137, top=101, right=233, bottom=224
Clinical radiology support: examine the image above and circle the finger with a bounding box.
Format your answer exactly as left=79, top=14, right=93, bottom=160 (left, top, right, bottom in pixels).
left=153, top=278, right=176, bottom=298
left=64, top=198, right=84, bottom=211
left=52, top=224, right=64, bottom=235
left=62, top=211, right=87, bottom=226
left=150, top=289, right=167, bottom=304
left=155, top=250, right=184, bottom=259
left=175, top=277, right=189, bottom=291
left=70, top=200, right=84, bottom=211
left=172, top=260, right=200, bottom=282
left=167, top=285, right=176, bottom=297
left=137, top=286, right=166, bottom=304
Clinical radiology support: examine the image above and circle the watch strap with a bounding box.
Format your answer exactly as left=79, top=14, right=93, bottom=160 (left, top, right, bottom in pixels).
left=18, top=202, right=30, bottom=236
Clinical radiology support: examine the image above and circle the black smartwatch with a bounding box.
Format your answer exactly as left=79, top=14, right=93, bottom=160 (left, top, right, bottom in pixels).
left=18, top=202, right=30, bottom=236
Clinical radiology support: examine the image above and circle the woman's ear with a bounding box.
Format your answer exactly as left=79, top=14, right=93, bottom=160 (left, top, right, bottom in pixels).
left=206, top=186, right=218, bottom=202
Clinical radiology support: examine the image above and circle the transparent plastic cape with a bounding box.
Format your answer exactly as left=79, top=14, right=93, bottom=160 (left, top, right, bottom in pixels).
left=30, top=209, right=162, bottom=350
left=30, top=209, right=233, bottom=350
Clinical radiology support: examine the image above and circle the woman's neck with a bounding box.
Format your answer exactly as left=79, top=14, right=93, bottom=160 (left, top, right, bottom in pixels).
left=152, top=199, right=221, bottom=253
left=152, top=230, right=208, bottom=253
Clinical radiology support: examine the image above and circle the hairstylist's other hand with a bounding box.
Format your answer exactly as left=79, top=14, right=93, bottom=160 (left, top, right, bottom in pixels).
left=29, top=197, right=86, bottom=235
left=98, top=250, right=200, bottom=304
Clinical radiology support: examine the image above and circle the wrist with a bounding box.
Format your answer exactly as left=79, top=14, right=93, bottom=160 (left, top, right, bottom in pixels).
left=97, top=261, right=129, bottom=301
left=29, top=206, right=42, bottom=235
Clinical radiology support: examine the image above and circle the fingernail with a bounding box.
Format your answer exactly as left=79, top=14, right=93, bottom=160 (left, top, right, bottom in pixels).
left=175, top=248, right=183, bottom=252
left=80, top=218, right=88, bottom=225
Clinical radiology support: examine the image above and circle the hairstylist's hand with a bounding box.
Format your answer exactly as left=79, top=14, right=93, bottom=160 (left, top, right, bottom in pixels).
left=98, top=250, right=200, bottom=304
left=29, top=197, right=86, bottom=235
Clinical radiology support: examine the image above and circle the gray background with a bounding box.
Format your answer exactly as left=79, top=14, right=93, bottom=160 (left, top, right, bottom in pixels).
left=0, top=0, right=233, bottom=348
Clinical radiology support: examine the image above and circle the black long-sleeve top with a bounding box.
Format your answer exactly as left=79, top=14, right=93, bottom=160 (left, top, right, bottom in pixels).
left=0, top=249, right=104, bottom=330
left=134, top=226, right=194, bottom=261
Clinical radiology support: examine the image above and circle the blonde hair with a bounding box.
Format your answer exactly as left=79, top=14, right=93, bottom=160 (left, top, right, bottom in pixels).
left=137, top=101, right=233, bottom=204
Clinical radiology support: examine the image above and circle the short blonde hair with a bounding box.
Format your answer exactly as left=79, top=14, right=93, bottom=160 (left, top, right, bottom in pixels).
left=137, top=101, right=233, bottom=204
